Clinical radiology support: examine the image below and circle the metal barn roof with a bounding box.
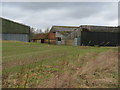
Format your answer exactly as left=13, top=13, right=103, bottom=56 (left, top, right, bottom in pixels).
left=50, top=26, right=79, bottom=32
left=0, top=17, right=30, bottom=34
left=32, top=33, right=49, bottom=40
left=80, top=25, right=119, bottom=32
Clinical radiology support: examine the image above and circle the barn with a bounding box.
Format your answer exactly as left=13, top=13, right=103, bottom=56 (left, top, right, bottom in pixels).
left=65, top=25, right=119, bottom=46
left=0, top=17, right=31, bottom=42
left=32, top=33, right=49, bottom=43
left=49, top=26, right=78, bottom=44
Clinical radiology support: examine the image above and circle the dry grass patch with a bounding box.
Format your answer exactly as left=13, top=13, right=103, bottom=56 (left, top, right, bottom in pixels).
left=75, top=50, right=118, bottom=88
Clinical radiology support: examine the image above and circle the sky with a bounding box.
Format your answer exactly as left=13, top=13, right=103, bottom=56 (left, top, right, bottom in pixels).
left=1, top=2, right=118, bottom=31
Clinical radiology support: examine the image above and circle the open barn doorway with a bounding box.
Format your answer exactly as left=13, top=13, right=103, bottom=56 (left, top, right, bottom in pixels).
left=56, top=37, right=61, bottom=45
left=41, top=39, right=44, bottom=43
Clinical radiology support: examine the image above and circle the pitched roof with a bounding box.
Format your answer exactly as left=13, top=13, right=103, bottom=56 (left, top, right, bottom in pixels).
left=50, top=26, right=79, bottom=32
left=1, top=17, right=30, bottom=27
left=32, top=33, right=49, bottom=40
left=1, top=17, right=30, bottom=34
left=80, top=25, right=119, bottom=32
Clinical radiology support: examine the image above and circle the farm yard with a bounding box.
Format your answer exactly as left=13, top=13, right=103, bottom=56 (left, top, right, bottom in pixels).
left=2, top=40, right=118, bottom=88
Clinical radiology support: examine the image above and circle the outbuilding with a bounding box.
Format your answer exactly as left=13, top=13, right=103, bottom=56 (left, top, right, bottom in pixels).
left=32, top=33, right=49, bottom=43
left=49, top=26, right=78, bottom=45
left=65, top=25, right=119, bottom=46
left=0, top=17, right=31, bottom=42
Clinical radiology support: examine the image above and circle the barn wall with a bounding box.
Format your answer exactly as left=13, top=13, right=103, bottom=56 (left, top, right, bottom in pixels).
left=1, top=18, right=30, bottom=42
left=65, top=40, right=74, bottom=45
left=1, top=18, right=30, bottom=34
left=49, top=33, right=55, bottom=40
left=0, top=18, right=2, bottom=40
left=81, top=31, right=120, bottom=46
left=1, top=34, right=29, bottom=42
left=49, top=40, right=56, bottom=44
left=43, top=39, right=49, bottom=43
left=56, top=32, right=62, bottom=37
left=74, top=37, right=81, bottom=46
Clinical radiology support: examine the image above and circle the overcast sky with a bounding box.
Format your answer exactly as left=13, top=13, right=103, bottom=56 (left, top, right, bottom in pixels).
left=1, top=2, right=118, bottom=31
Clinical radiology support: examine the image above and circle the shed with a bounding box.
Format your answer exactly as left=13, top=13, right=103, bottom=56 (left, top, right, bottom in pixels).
left=0, top=17, right=31, bottom=42
left=80, top=25, right=119, bottom=46
left=65, top=25, right=119, bottom=46
left=49, top=26, right=79, bottom=44
left=32, top=33, right=49, bottom=43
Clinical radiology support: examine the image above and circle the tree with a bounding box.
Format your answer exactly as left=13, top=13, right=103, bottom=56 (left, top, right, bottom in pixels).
left=35, top=29, right=42, bottom=33
left=39, top=29, right=42, bottom=33
left=44, top=28, right=50, bottom=33
left=30, top=27, right=36, bottom=41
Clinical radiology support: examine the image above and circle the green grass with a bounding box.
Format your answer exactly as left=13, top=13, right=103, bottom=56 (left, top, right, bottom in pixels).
left=2, top=40, right=118, bottom=88
left=2, top=41, right=116, bottom=73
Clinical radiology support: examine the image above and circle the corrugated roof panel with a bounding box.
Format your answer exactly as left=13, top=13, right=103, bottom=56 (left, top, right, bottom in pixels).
left=50, top=26, right=79, bottom=32
left=1, top=17, right=30, bottom=34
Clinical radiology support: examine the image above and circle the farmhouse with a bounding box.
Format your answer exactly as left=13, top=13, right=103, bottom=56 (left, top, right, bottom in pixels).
left=65, top=25, right=119, bottom=46
left=32, top=33, right=49, bottom=43
left=0, top=17, right=31, bottom=42
left=49, top=26, right=78, bottom=44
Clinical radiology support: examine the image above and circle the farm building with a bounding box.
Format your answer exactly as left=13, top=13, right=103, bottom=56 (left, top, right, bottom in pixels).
left=49, top=26, right=79, bottom=44
left=32, top=33, right=49, bottom=43
left=65, top=25, right=119, bottom=46
left=0, top=17, right=31, bottom=42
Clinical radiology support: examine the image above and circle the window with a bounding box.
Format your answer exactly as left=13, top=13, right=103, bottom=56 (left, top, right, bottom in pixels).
left=57, top=37, right=61, bottom=41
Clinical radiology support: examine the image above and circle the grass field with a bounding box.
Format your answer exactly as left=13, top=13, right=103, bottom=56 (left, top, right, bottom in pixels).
left=2, top=40, right=118, bottom=88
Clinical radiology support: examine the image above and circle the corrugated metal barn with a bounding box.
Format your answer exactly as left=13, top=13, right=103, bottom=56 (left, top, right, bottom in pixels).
left=65, top=25, right=119, bottom=46
left=0, top=17, right=31, bottom=42
left=80, top=25, right=119, bottom=46
left=49, top=26, right=78, bottom=45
